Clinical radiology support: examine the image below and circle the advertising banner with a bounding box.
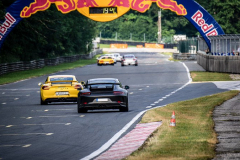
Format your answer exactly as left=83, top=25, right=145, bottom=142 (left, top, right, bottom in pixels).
left=0, top=0, right=225, bottom=50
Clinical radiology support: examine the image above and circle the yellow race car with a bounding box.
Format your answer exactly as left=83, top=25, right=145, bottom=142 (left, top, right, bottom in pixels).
left=39, top=75, right=84, bottom=105
left=97, top=56, right=115, bottom=66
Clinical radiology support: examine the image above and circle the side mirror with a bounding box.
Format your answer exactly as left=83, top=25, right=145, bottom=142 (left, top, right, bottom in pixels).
left=38, top=82, right=42, bottom=86
left=125, top=85, right=130, bottom=90
left=80, top=81, right=85, bottom=85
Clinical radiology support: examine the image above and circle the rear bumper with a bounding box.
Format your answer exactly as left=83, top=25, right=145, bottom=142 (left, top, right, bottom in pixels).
left=78, top=102, right=127, bottom=110
left=122, top=61, right=137, bottom=65
left=45, top=97, right=77, bottom=102
left=78, top=95, right=128, bottom=110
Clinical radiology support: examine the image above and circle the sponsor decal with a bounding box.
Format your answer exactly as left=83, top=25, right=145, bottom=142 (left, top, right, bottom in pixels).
left=0, top=0, right=225, bottom=50
left=191, top=10, right=219, bottom=43
left=192, top=10, right=214, bottom=33
left=0, top=13, right=16, bottom=36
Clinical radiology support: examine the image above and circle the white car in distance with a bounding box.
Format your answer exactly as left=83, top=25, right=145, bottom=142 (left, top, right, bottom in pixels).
left=113, top=53, right=122, bottom=62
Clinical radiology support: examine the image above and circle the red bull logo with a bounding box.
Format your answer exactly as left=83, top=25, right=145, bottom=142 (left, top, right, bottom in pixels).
left=0, top=13, right=16, bottom=40
left=192, top=10, right=219, bottom=37
left=20, top=0, right=187, bottom=21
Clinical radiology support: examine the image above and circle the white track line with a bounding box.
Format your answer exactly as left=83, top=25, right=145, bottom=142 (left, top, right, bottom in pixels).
left=80, top=62, right=192, bottom=160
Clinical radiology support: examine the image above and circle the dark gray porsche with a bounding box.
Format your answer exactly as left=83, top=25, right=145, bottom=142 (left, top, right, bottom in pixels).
left=77, top=78, right=129, bottom=113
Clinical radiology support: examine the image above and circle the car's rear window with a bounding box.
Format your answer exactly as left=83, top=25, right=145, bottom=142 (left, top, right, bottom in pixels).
left=51, top=82, right=72, bottom=85
left=50, top=77, right=73, bottom=81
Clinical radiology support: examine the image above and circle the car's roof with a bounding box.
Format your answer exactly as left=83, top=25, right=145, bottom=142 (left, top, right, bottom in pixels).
left=124, top=54, right=135, bottom=56
left=123, top=55, right=135, bottom=58
left=88, top=78, right=119, bottom=84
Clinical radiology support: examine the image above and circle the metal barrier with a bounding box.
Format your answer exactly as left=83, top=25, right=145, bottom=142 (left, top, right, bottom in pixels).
left=198, top=34, right=240, bottom=55
left=178, top=38, right=198, bottom=54
left=0, top=49, right=103, bottom=75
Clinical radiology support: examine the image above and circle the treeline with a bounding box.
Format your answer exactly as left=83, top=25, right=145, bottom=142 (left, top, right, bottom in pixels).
left=97, top=0, right=240, bottom=42
left=0, top=0, right=97, bottom=63
left=1, top=0, right=240, bottom=63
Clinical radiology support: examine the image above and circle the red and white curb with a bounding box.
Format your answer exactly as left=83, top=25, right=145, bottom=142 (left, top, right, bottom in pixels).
left=94, top=122, right=162, bottom=160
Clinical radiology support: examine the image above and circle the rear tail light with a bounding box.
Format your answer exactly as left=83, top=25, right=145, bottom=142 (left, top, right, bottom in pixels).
left=113, top=91, right=124, bottom=95
left=133, top=59, right=136, bottom=61
left=80, top=92, right=91, bottom=95
left=74, top=85, right=82, bottom=89
left=83, top=102, right=88, bottom=105
left=42, top=86, right=50, bottom=90
left=117, top=101, right=121, bottom=103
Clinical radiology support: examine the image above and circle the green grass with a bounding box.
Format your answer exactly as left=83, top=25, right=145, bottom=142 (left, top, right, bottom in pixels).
left=127, top=90, right=240, bottom=160
left=0, top=53, right=105, bottom=85
left=191, top=71, right=232, bottom=82
left=100, top=44, right=110, bottom=48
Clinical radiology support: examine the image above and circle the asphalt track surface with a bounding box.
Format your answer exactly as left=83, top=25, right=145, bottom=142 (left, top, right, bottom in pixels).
left=0, top=51, right=229, bottom=160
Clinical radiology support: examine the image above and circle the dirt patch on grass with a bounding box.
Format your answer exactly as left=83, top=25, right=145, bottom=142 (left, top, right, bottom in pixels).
left=191, top=73, right=197, bottom=79
left=230, top=74, right=240, bottom=80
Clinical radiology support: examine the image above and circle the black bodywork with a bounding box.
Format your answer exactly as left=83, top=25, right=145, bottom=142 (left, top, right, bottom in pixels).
left=77, top=78, right=129, bottom=113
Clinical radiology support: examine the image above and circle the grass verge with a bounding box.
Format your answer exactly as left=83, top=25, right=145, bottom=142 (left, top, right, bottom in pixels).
left=100, top=44, right=111, bottom=48
left=127, top=90, right=240, bottom=160
left=191, top=71, right=233, bottom=82
left=0, top=53, right=105, bottom=85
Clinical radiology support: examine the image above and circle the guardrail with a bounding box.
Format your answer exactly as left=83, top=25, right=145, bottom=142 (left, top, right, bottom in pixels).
left=172, top=53, right=197, bottom=60
left=0, top=49, right=102, bottom=75
left=197, top=51, right=240, bottom=73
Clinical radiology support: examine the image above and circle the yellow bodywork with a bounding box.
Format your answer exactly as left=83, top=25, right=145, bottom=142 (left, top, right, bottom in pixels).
left=98, top=56, right=114, bottom=65
left=40, top=75, right=83, bottom=103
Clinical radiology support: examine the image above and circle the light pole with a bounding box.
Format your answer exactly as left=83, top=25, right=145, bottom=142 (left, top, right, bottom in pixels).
left=158, top=10, right=162, bottom=43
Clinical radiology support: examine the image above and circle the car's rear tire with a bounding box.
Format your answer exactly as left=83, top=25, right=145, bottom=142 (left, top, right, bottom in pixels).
left=121, top=64, right=124, bottom=67
left=120, top=101, right=128, bottom=112
left=40, top=97, right=48, bottom=105
left=78, top=107, right=88, bottom=113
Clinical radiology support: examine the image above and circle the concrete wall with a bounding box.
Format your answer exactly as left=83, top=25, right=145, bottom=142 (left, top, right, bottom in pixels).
left=197, top=52, right=240, bottom=73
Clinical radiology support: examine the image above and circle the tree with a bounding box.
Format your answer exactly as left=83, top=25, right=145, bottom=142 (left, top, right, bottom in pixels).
left=0, top=2, right=97, bottom=63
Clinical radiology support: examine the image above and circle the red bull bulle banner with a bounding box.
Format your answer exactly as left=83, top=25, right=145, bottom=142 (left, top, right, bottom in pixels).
left=0, top=0, right=224, bottom=50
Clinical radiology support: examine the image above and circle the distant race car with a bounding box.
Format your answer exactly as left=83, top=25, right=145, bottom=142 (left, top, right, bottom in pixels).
left=97, top=56, right=115, bottom=66
left=104, top=54, right=117, bottom=63
left=39, top=75, right=83, bottom=105
left=77, top=78, right=129, bottom=113
left=121, top=54, right=138, bottom=66
left=113, top=53, right=122, bottom=62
